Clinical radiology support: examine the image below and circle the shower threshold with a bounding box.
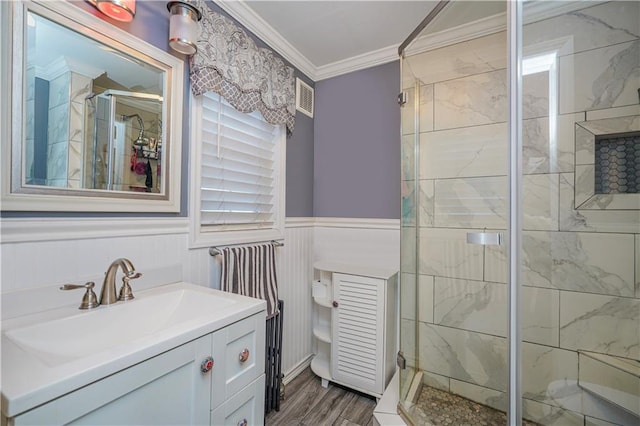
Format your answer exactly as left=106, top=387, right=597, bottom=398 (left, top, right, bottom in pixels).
left=404, top=384, right=541, bottom=426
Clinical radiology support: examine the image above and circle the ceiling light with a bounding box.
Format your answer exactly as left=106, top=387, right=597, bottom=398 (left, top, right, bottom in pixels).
left=95, top=0, right=136, bottom=22
left=167, top=1, right=202, bottom=56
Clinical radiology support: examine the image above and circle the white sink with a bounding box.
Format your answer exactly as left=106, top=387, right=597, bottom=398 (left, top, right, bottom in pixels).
left=1, top=282, right=266, bottom=419
left=5, top=287, right=237, bottom=367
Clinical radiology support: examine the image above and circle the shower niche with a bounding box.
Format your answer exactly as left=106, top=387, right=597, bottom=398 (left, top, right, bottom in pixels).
left=575, top=116, right=640, bottom=210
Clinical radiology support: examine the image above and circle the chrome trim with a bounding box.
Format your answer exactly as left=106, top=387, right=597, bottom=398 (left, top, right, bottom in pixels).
left=169, top=37, right=198, bottom=55
left=507, top=1, right=523, bottom=424
left=167, top=1, right=202, bottom=21
left=96, top=0, right=135, bottom=20
left=398, top=1, right=450, bottom=57
left=466, top=232, right=503, bottom=246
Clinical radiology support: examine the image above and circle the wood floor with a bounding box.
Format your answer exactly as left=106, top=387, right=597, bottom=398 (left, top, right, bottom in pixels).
left=265, top=368, right=377, bottom=426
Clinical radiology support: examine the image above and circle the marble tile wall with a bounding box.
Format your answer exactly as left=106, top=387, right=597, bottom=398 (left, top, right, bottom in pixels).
left=402, top=2, right=639, bottom=424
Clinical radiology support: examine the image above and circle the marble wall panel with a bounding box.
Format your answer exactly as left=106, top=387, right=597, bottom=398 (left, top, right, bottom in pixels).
left=523, top=173, right=559, bottom=231
left=523, top=287, right=560, bottom=347
left=559, top=173, right=640, bottom=233
left=70, top=73, right=91, bottom=104
left=434, top=176, right=506, bottom=229
left=418, top=180, right=434, bottom=227
left=406, top=31, right=507, bottom=86
left=586, top=104, right=640, bottom=121
left=523, top=1, right=640, bottom=57
left=559, top=40, right=640, bottom=114
left=523, top=343, right=579, bottom=406
left=400, top=273, right=434, bottom=323
left=422, top=371, right=450, bottom=392
left=584, top=417, right=620, bottom=426
left=401, top=226, right=416, bottom=274
left=523, top=71, right=549, bottom=120
left=47, top=104, right=69, bottom=145
left=523, top=114, right=578, bottom=175
left=419, top=323, right=508, bottom=392
left=522, top=399, right=584, bottom=426
left=419, top=123, right=507, bottom=179
left=523, top=231, right=635, bottom=296
left=434, top=69, right=507, bottom=130
left=68, top=141, right=82, bottom=181
left=560, top=292, right=639, bottom=359
left=402, top=134, right=415, bottom=181
left=46, top=142, right=68, bottom=181
left=401, top=84, right=434, bottom=135
left=419, top=228, right=484, bottom=280
left=433, top=277, right=506, bottom=337
left=48, top=74, right=70, bottom=109
left=450, top=379, right=506, bottom=413
left=484, top=232, right=508, bottom=284
left=69, top=101, right=84, bottom=143
left=401, top=180, right=415, bottom=227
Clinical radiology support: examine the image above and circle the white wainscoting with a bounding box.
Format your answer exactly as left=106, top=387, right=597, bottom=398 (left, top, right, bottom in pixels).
left=0, top=216, right=400, bottom=384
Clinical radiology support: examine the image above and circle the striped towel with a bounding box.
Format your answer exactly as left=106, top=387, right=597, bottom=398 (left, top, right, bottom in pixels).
left=221, top=243, right=279, bottom=318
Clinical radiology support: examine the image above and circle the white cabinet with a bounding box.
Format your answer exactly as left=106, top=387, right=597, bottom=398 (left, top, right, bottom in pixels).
left=311, top=262, right=397, bottom=398
left=8, top=313, right=265, bottom=426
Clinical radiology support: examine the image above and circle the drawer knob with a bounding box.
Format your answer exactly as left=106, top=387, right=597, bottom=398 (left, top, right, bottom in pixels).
left=200, top=356, right=214, bottom=373
left=237, top=419, right=248, bottom=426
left=332, top=300, right=339, bottom=308
left=239, top=348, right=250, bottom=363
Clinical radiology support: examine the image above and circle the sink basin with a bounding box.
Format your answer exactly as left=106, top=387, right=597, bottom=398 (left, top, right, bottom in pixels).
left=5, top=287, right=237, bottom=367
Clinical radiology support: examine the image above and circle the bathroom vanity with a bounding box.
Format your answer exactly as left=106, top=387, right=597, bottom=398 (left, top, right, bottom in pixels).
left=1, top=283, right=266, bottom=425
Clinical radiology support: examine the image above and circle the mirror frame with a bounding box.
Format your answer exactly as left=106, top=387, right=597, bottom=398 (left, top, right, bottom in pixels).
left=0, top=0, right=184, bottom=212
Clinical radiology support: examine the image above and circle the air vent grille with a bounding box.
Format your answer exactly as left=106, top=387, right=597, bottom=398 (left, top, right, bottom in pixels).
left=296, top=78, right=314, bottom=118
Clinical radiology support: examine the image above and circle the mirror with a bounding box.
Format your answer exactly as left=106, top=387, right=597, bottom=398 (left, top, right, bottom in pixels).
left=1, top=0, right=184, bottom=212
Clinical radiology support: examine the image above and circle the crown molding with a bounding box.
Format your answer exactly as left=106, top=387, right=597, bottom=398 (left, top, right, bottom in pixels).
left=315, top=44, right=398, bottom=81
left=213, top=0, right=317, bottom=81
left=217, top=0, right=608, bottom=82
left=405, top=1, right=606, bottom=57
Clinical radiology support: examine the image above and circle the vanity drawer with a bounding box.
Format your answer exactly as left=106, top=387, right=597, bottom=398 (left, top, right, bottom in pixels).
left=210, top=375, right=265, bottom=426
left=211, top=312, right=266, bottom=409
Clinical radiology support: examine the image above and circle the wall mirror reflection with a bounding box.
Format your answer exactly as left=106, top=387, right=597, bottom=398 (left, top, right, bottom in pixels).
left=1, top=0, right=184, bottom=212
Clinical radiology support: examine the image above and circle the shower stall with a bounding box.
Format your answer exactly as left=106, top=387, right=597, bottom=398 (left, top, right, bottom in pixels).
left=398, top=1, right=639, bottom=425
left=85, top=90, right=163, bottom=192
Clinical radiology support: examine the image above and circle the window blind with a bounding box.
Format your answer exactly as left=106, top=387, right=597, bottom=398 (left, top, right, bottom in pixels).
left=199, top=93, right=280, bottom=229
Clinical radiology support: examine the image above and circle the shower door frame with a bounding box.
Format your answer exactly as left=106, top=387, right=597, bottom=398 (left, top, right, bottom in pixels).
left=398, top=1, right=525, bottom=424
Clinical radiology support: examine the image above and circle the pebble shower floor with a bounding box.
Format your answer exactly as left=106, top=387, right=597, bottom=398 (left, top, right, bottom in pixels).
left=407, top=385, right=541, bottom=426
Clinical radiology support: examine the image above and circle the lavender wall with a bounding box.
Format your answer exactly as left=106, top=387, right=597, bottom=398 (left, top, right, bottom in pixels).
left=313, top=61, right=400, bottom=219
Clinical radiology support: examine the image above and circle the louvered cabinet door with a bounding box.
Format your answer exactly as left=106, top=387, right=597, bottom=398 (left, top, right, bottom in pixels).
left=331, top=273, right=385, bottom=395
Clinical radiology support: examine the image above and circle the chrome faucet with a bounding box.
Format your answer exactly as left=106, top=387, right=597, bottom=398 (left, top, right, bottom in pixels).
left=100, top=258, right=142, bottom=305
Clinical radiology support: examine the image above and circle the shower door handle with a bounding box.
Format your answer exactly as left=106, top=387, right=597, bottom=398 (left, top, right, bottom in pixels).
left=466, top=232, right=503, bottom=246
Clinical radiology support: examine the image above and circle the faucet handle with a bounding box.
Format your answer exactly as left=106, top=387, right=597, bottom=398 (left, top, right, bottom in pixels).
left=118, top=273, right=141, bottom=301
left=60, top=282, right=99, bottom=310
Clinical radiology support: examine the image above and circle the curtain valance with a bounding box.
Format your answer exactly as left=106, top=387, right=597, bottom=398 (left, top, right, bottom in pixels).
left=190, top=0, right=296, bottom=135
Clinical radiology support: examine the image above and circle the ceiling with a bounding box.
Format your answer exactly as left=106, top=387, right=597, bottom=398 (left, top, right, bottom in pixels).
left=216, top=1, right=440, bottom=81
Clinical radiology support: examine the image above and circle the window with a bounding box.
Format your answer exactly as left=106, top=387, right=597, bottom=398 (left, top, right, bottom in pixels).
left=190, top=93, right=285, bottom=247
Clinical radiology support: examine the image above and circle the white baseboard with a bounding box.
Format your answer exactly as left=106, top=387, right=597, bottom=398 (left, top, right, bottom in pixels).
left=282, top=354, right=314, bottom=385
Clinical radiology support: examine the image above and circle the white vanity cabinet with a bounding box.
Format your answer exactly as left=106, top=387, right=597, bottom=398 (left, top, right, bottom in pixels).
left=6, top=312, right=266, bottom=426
left=311, top=262, right=398, bottom=398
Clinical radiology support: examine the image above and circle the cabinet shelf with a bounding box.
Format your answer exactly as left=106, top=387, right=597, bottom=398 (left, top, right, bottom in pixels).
left=313, top=324, right=331, bottom=343
left=313, top=297, right=332, bottom=308
left=310, top=353, right=330, bottom=381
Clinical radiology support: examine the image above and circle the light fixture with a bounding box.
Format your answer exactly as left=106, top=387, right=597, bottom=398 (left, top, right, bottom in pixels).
left=167, top=1, right=202, bottom=55
left=95, top=0, right=136, bottom=22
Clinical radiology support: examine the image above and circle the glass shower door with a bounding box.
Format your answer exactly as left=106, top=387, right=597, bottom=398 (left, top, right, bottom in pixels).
left=398, top=3, right=511, bottom=422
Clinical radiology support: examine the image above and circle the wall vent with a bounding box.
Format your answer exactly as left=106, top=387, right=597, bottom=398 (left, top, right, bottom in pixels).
left=296, top=77, right=314, bottom=118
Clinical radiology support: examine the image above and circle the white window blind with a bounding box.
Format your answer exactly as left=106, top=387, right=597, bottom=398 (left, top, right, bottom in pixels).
left=198, top=93, right=282, bottom=232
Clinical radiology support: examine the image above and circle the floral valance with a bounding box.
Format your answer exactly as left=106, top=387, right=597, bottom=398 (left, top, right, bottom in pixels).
left=190, top=0, right=296, bottom=135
